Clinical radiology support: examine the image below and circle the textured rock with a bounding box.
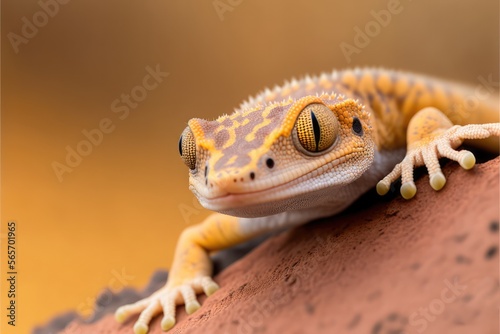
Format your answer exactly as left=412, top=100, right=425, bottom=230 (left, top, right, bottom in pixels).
left=46, top=156, right=500, bottom=334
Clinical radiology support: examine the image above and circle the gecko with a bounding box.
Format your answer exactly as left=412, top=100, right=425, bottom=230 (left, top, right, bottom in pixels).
left=115, top=68, right=500, bottom=333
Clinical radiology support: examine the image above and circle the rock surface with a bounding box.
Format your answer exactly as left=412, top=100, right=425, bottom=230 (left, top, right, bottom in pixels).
left=49, top=157, right=499, bottom=334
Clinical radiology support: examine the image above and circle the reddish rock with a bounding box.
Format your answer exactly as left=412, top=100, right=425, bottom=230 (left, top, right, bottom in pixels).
left=57, top=157, right=500, bottom=334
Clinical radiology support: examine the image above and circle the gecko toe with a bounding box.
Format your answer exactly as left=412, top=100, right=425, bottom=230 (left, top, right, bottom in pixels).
left=201, top=277, right=220, bottom=296
left=186, top=301, right=201, bottom=314
left=459, top=151, right=476, bottom=170
left=133, top=323, right=149, bottom=334
left=115, top=307, right=127, bottom=323
left=161, top=316, right=175, bottom=331
left=400, top=182, right=416, bottom=199
left=376, top=181, right=390, bottom=196
left=430, top=172, right=446, bottom=191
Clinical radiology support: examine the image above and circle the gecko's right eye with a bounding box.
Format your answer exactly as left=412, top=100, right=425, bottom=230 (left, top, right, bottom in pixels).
left=179, top=127, right=197, bottom=170
left=292, top=103, right=339, bottom=155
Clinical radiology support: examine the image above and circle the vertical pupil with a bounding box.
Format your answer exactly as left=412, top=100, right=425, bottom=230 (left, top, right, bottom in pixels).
left=310, top=111, right=321, bottom=151
left=178, top=136, right=183, bottom=156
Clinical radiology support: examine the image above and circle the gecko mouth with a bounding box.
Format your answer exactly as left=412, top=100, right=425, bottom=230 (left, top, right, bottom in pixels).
left=192, top=174, right=297, bottom=210
left=194, top=152, right=358, bottom=212
left=200, top=179, right=295, bottom=208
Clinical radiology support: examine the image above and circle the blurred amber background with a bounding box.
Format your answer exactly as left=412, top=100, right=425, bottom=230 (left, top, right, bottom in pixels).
left=1, top=0, right=498, bottom=333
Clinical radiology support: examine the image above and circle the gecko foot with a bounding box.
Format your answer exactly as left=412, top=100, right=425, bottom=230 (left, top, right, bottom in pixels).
left=376, top=123, right=500, bottom=199
left=115, top=276, right=219, bottom=333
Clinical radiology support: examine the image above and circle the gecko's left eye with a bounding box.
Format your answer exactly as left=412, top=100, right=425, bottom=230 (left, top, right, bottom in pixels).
left=179, top=127, right=197, bottom=170
left=292, top=103, right=339, bottom=155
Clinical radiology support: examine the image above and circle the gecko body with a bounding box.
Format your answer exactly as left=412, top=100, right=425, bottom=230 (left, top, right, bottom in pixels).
left=116, top=68, right=500, bottom=333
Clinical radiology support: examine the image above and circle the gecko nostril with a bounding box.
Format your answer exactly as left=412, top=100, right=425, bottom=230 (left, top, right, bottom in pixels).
left=250, top=172, right=255, bottom=180
left=266, top=158, right=275, bottom=169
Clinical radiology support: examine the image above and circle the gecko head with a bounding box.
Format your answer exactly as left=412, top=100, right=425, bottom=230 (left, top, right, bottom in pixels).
left=178, top=94, right=375, bottom=218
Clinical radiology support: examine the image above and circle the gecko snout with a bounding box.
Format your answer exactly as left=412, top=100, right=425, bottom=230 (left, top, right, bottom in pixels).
left=204, top=168, right=258, bottom=193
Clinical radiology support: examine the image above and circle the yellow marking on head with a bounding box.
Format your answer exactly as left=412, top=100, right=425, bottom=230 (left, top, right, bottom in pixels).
left=211, top=115, right=243, bottom=150
left=241, top=107, right=259, bottom=118
left=243, top=100, right=279, bottom=142
left=214, top=123, right=225, bottom=132
left=220, top=121, right=238, bottom=149
left=226, top=155, right=238, bottom=165
left=245, top=118, right=272, bottom=142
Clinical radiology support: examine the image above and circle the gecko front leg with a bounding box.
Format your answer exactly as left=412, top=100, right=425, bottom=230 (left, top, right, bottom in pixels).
left=115, top=213, right=259, bottom=333
left=114, top=211, right=305, bottom=334
left=377, top=107, right=500, bottom=199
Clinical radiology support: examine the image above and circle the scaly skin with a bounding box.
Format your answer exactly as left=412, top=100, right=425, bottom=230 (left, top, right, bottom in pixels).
left=115, top=68, right=500, bottom=333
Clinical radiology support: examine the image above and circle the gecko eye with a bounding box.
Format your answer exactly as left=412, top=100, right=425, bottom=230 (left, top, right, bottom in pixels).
left=179, top=127, right=197, bottom=170
left=292, top=103, right=339, bottom=154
